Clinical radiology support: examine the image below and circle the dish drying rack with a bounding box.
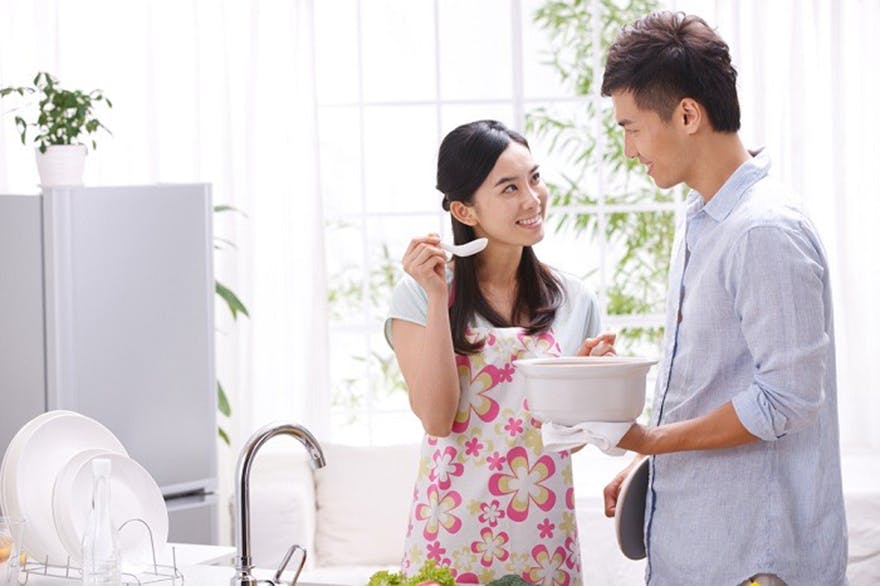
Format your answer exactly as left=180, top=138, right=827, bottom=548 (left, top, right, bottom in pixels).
left=20, top=518, right=184, bottom=585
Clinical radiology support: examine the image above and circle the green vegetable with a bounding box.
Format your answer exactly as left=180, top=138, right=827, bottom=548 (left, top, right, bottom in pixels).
left=409, top=560, right=456, bottom=586
left=366, top=561, right=456, bottom=586
left=366, top=570, right=406, bottom=586
left=485, top=575, right=532, bottom=586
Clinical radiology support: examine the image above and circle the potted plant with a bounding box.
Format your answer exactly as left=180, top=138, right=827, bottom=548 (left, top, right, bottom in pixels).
left=214, top=204, right=250, bottom=445
left=0, top=71, right=111, bottom=187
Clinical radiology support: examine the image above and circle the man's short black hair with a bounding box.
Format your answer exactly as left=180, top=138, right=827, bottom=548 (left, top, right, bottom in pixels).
left=601, top=11, right=741, bottom=132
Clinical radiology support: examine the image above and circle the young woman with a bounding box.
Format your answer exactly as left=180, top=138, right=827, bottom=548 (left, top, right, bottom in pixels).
left=385, top=120, right=614, bottom=586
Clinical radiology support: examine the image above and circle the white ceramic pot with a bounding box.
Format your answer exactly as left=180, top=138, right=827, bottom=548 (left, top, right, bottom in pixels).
left=514, top=356, right=657, bottom=424
left=34, top=144, right=87, bottom=187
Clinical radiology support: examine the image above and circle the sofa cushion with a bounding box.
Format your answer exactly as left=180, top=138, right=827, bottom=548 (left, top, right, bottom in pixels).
left=314, top=443, right=420, bottom=567
left=248, top=449, right=317, bottom=569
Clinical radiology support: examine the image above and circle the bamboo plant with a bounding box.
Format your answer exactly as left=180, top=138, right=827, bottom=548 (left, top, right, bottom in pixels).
left=214, top=204, right=249, bottom=445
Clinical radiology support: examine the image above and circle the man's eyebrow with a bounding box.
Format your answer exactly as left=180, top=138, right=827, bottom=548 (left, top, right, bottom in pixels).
left=618, top=118, right=633, bottom=127
left=493, top=165, right=540, bottom=187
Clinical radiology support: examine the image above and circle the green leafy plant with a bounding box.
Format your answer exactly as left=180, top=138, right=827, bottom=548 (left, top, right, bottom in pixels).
left=0, top=71, right=111, bottom=153
left=327, top=230, right=407, bottom=416
left=528, top=0, right=679, bottom=355
left=327, top=234, right=402, bottom=323
left=326, top=1, right=679, bottom=421
left=366, top=560, right=456, bottom=586
left=214, top=204, right=250, bottom=445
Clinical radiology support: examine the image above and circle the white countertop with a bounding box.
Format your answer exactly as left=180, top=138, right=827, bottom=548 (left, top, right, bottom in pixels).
left=156, top=541, right=236, bottom=567
left=181, top=564, right=351, bottom=586
left=19, top=543, right=351, bottom=586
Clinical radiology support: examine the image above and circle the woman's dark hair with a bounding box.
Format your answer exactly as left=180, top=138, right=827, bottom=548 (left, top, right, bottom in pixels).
left=436, top=120, right=562, bottom=355
left=601, top=11, right=740, bottom=132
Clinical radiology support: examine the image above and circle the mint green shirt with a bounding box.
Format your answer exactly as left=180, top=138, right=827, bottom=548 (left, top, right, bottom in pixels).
left=385, top=268, right=601, bottom=355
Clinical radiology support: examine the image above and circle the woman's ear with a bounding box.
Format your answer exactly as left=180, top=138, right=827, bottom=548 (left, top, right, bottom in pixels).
left=450, top=200, right=478, bottom=226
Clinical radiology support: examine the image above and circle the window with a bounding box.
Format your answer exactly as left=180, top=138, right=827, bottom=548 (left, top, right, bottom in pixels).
left=318, top=0, right=679, bottom=446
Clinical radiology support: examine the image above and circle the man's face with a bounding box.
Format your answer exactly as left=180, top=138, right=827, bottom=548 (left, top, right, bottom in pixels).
left=611, top=91, right=691, bottom=189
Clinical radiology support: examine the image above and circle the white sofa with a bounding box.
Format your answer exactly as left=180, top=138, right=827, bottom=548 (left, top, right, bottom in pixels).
left=247, top=443, right=418, bottom=585
left=245, top=444, right=880, bottom=585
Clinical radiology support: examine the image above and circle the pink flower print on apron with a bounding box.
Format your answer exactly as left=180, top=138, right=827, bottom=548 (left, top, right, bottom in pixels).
left=402, top=326, right=582, bottom=586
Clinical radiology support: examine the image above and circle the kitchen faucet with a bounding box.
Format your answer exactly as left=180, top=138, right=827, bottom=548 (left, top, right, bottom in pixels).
left=231, top=422, right=326, bottom=586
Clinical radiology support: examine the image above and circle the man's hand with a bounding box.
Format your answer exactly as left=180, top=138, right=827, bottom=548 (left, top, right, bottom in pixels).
left=615, top=403, right=759, bottom=455
left=616, top=422, right=655, bottom=454
left=603, top=456, right=645, bottom=517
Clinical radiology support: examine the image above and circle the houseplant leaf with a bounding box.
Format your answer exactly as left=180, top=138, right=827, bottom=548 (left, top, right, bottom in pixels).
left=216, top=280, right=250, bottom=320
left=217, top=381, right=231, bottom=417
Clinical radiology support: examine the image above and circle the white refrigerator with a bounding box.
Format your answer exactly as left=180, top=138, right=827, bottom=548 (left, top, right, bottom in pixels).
left=0, top=184, right=219, bottom=545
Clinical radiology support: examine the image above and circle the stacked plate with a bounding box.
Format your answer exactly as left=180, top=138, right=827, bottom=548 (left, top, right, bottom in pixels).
left=0, top=410, right=168, bottom=566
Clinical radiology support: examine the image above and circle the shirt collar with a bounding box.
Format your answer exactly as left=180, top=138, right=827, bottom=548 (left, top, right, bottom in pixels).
left=689, top=150, right=771, bottom=223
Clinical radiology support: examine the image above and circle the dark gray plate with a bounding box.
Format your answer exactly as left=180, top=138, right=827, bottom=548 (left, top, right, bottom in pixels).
left=615, top=456, right=649, bottom=560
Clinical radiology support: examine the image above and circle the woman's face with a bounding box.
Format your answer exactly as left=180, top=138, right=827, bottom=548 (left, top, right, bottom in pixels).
left=465, top=142, right=548, bottom=247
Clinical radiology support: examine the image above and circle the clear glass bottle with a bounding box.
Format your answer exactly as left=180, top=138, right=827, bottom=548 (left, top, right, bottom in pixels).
left=81, top=457, right=121, bottom=585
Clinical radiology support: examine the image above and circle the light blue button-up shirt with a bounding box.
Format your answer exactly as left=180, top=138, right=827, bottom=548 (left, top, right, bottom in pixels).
left=645, top=153, right=848, bottom=585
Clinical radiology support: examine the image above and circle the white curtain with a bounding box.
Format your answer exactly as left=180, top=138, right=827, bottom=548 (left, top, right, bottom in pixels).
left=0, top=0, right=328, bottom=537
left=673, top=0, right=880, bottom=450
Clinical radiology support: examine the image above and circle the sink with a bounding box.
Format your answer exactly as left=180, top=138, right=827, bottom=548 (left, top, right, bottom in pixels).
left=183, top=564, right=349, bottom=586
left=232, top=422, right=326, bottom=585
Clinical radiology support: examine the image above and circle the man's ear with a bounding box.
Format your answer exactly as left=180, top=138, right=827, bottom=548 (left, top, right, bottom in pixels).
left=450, top=200, right=478, bottom=226
left=679, top=98, right=703, bottom=134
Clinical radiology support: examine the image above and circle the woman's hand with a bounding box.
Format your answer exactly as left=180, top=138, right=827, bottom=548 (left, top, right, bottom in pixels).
left=395, top=233, right=459, bottom=436
left=402, top=233, right=448, bottom=297
left=577, top=332, right=617, bottom=357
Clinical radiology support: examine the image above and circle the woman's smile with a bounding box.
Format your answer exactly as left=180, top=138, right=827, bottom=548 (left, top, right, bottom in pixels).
left=516, top=213, right=543, bottom=229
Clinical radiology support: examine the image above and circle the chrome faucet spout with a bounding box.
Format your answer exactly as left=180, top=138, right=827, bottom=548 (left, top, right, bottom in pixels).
left=232, top=422, right=326, bottom=586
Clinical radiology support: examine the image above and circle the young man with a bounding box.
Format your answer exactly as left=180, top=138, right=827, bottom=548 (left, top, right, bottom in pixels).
left=600, top=12, right=848, bottom=586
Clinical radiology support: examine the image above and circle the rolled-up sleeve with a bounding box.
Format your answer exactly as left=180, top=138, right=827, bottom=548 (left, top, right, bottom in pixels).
left=727, top=224, right=829, bottom=441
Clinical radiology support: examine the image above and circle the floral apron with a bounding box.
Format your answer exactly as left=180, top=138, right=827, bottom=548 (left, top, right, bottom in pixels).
left=401, top=326, right=582, bottom=586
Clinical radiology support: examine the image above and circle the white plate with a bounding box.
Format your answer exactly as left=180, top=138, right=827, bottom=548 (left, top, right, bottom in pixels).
left=53, top=451, right=168, bottom=565
left=12, top=411, right=127, bottom=563
left=615, top=456, right=649, bottom=560
left=1, top=410, right=70, bottom=520
left=51, top=448, right=112, bottom=562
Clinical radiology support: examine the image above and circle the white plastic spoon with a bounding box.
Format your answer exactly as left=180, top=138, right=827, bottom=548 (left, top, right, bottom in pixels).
left=439, top=237, right=488, bottom=257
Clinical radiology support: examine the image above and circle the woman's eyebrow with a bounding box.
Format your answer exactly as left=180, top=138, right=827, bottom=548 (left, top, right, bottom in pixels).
left=493, top=165, right=540, bottom=187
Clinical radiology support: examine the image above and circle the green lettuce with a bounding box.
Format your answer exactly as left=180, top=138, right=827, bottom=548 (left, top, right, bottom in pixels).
left=366, top=561, right=456, bottom=586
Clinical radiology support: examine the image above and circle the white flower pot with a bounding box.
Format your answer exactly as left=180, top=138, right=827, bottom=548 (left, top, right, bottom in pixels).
left=35, top=144, right=87, bottom=187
